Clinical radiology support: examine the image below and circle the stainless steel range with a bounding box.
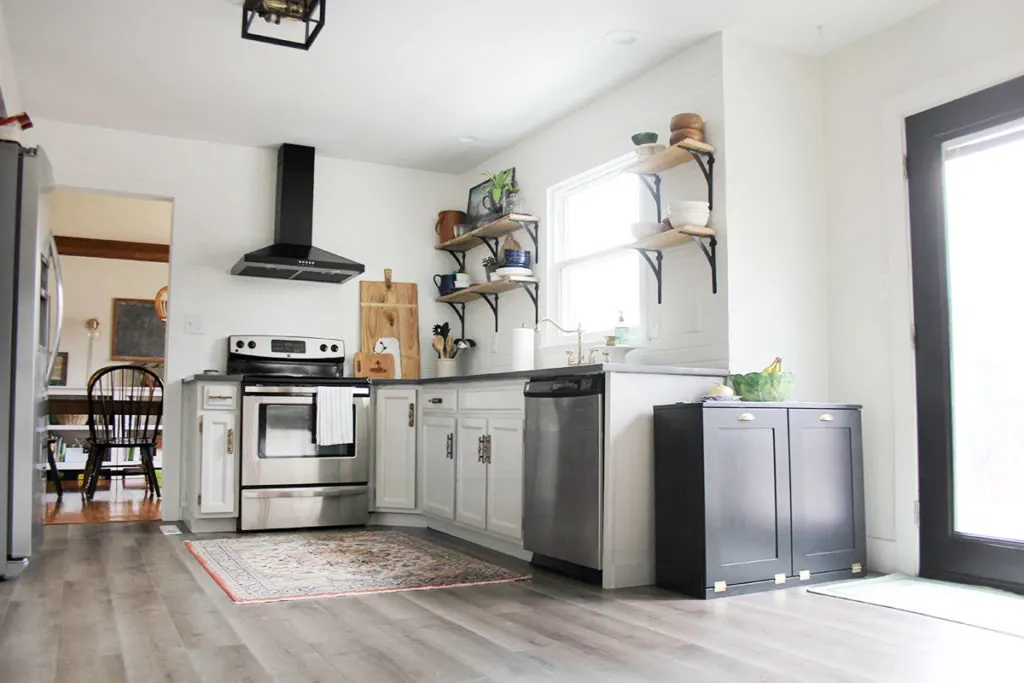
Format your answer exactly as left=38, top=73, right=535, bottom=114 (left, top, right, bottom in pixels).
left=228, top=335, right=371, bottom=531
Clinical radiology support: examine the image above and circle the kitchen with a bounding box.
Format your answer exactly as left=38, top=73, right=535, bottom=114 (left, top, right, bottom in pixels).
left=9, top=0, right=1024, bottom=679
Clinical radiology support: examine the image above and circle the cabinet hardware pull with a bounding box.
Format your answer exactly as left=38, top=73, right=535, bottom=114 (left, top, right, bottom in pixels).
left=429, top=398, right=443, bottom=404
left=738, top=413, right=755, bottom=422
left=199, top=415, right=203, bottom=435
left=486, top=434, right=493, bottom=464
left=227, top=428, right=234, bottom=454
left=446, top=433, right=453, bottom=459
left=819, top=414, right=834, bottom=422
left=477, top=435, right=484, bottom=463
left=208, top=394, right=233, bottom=400
left=408, top=403, right=415, bottom=427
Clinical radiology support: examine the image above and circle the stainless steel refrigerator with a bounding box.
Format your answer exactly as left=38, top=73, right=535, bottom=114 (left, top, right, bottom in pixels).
left=1, top=140, right=61, bottom=579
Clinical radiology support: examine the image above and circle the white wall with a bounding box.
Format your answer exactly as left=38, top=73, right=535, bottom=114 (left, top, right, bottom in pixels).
left=0, top=1, right=22, bottom=140
left=823, top=0, right=1024, bottom=573
left=721, top=35, right=829, bottom=400
left=57, top=256, right=169, bottom=388
left=24, top=119, right=462, bottom=520
left=450, top=35, right=729, bottom=375
left=51, top=189, right=173, bottom=243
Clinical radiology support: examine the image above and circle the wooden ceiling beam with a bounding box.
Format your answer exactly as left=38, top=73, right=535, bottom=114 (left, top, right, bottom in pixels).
left=53, top=236, right=169, bottom=263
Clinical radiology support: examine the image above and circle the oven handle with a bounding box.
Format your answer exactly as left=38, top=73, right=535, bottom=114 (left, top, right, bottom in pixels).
left=243, top=385, right=370, bottom=397
left=241, top=485, right=369, bottom=499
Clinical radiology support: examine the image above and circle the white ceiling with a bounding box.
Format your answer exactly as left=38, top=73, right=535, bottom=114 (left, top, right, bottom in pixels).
left=3, top=0, right=938, bottom=173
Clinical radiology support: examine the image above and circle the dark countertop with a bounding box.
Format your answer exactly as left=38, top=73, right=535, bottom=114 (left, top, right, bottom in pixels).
left=665, top=400, right=864, bottom=410
left=372, top=364, right=727, bottom=386
left=182, top=374, right=244, bottom=384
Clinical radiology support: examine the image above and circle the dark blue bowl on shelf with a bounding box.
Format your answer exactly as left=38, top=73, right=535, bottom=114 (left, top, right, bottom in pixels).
left=503, top=249, right=531, bottom=268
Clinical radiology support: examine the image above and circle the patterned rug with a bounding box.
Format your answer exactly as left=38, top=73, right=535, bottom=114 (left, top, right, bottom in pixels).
left=185, top=530, right=530, bottom=603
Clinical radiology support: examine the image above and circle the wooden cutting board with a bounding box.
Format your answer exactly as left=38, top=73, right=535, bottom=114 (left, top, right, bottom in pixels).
left=353, top=352, right=395, bottom=379
left=360, top=279, right=420, bottom=379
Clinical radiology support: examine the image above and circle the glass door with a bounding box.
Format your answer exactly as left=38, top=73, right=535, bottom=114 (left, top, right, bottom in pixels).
left=907, top=74, right=1024, bottom=592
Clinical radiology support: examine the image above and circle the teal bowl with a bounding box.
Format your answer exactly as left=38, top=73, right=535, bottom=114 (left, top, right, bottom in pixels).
left=631, top=132, right=659, bottom=146
left=729, top=372, right=795, bottom=402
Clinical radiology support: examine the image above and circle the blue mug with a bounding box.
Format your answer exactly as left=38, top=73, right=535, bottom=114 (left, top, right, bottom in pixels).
left=503, top=249, right=531, bottom=269
left=434, top=273, right=456, bottom=295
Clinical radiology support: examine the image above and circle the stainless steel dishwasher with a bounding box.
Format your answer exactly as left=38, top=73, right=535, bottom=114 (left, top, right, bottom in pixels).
left=523, top=374, right=604, bottom=575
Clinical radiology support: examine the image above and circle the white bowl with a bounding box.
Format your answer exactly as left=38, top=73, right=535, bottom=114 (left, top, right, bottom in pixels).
left=635, top=143, right=667, bottom=158
left=631, top=221, right=663, bottom=240
left=669, top=200, right=709, bottom=211
left=668, top=209, right=711, bottom=228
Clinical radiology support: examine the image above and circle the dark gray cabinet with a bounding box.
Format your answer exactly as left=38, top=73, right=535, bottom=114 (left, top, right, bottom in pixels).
left=653, top=402, right=865, bottom=599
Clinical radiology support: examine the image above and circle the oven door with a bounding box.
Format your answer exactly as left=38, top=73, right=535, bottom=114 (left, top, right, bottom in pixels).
left=241, top=388, right=370, bottom=487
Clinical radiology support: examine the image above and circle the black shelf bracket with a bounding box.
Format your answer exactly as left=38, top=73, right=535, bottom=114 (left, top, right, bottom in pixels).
left=692, top=152, right=715, bottom=210
left=443, top=301, right=466, bottom=340
left=518, top=282, right=540, bottom=325
left=519, top=219, right=540, bottom=264
left=696, top=236, right=719, bottom=294
left=478, top=293, right=499, bottom=332
left=636, top=249, right=664, bottom=304
left=442, top=249, right=466, bottom=271
left=479, top=238, right=501, bottom=262
left=638, top=174, right=663, bottom=223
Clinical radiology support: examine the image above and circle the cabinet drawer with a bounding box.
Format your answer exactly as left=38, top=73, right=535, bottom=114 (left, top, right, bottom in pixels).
left=201, top=384, right=238, bottom=410
left=459, top=385, right=525, bottom=412
left=421, top=389, right=457, bottom=412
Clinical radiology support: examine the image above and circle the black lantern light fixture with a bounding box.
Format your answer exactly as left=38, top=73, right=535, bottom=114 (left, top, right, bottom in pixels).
left=242, top=0, right=325, bottom=51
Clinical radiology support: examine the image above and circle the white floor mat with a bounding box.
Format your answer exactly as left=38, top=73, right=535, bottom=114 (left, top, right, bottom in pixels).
left=809, top=573, right=1024, bottom=638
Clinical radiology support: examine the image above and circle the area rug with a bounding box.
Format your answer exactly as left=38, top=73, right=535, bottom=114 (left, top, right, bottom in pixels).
left=809, top=574, right=1024, bottom=638
left=185, top=530, right=530, bottom=604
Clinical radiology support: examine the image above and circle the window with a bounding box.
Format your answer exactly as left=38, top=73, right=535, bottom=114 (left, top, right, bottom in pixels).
left=547, top=158, right=644, bottom=341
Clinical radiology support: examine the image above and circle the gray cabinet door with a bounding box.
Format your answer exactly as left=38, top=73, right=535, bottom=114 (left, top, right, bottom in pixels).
left=789, top=408, right=865, bottom=575
left=703, top=407, right=792, bottom=587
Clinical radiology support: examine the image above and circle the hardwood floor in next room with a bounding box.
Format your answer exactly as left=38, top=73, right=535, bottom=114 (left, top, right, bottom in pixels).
left=0, top=523, right=1020, bottom=683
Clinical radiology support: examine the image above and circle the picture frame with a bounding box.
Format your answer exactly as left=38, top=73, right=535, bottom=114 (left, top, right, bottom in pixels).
left=49, top=352, right=68, bottom=387
left=466, top=167, right=516, bottom=227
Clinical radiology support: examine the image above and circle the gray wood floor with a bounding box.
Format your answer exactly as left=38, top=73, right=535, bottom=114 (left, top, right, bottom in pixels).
left=1, top=522, right=1020, bottom=683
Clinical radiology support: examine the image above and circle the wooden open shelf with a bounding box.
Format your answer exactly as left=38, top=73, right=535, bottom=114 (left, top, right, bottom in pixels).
left=629, top=224, right=716, bottom=251
left=624, top=139, right=716, bottom=175
left=435, top=214, right=538, bottom=253
left=436, top=276, right=539, bottom=304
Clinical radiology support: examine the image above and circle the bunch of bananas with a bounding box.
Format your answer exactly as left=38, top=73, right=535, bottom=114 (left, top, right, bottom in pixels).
left=763, top=357, right=784, bottom=373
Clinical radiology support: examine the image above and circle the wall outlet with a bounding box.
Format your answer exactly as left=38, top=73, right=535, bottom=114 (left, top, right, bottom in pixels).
left=184, top=315, right=203, bottom=335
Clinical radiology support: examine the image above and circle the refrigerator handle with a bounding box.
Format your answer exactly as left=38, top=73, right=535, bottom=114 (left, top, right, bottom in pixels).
left=46, top=233, right=64, bottom=380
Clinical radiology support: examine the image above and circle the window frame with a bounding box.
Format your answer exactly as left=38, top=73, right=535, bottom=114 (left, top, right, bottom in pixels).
left=542, top=154, right=652, bottom=347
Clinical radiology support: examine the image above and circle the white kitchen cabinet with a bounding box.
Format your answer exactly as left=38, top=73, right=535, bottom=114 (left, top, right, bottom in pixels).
left=484, top=417, right=525, bottom=540
left=421, top=415, right=456, bottom=519
left=455, top=417, right=488, bottom=530
left=374, top=389, right=417, bottom=510
left=198, top=411, right=238, bottom=515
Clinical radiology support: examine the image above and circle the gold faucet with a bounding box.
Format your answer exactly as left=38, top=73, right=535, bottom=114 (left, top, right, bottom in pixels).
left=536, top=317, right=588, bottom=366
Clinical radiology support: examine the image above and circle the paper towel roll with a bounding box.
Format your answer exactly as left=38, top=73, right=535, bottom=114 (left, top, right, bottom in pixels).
left=511, top=326, right=535, bottom=371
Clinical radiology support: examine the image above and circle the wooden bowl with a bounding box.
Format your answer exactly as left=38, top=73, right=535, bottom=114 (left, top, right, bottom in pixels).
left=670, top=113, right=704, bottom=131
left=670, top=128, right=704, bottom=146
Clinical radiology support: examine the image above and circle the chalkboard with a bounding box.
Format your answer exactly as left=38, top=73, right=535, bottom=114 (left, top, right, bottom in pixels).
left=112, top=298, right=166, bottom=362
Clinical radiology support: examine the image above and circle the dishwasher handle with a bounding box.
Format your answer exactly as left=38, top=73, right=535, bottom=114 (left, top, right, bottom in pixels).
left=524, top=375, right=605, bottom=398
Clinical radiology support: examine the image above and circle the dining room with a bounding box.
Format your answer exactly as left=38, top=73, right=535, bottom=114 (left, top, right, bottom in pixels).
left=44, top=188, right=171, bottom=525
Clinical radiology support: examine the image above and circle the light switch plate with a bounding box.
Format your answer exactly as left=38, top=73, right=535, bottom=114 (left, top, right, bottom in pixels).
left=184, top=315, right=203, bottom=335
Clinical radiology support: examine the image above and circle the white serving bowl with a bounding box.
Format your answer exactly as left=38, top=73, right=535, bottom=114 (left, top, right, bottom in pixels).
left=668, top=208, right=711, bottom=228
left=635, top=143, right=667, bottom=158
left=668, top=200, right=709, bottom=212
left=631, top=221, right=663, bottom=240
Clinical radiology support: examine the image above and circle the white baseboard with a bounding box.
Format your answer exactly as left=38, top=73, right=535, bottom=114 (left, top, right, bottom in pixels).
left=184, top=516, right=237, bottom=533
left=425, top=516, right=532, bottom=562
left=370, top=511, right=428, bottom=527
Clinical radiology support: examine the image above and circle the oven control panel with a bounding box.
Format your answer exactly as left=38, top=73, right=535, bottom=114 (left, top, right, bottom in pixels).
left=228, top=335, right=345, bottom=361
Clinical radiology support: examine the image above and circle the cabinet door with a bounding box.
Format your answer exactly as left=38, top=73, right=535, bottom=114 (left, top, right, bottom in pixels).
left=374, top=390, right=417, bottom=510
left=703, top=408, right=792, bottom=587
left=789, top=409, right=865, bottom=575
left=485, top=417, right=524, bottom=540
left=421, top=415, right=456, bottom=519
left=455, top=417, right=488, bottom=530
left=199, top=411, right=238, bottom=515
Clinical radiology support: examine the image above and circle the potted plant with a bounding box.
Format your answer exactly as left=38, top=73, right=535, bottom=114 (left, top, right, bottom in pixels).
left=481, top=169, right=521, bottom=215
left=482, top=256, right=499, bottom=280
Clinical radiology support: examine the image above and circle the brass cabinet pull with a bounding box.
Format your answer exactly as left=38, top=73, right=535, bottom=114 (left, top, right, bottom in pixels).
left=485, top=434, right=493, bottom=464
left=819, top=414, right=834, bottom=422
left=445, top=433, right=453, bottom=459
left=208, top=394, right=233, bottom=400
left=738, top=412, right=756, bottom=422
left=408, top=403, right=415, bottom=427
left=227, top=428, right=234, bottom=454
left=429, top=398, right=443, bottom=404
left=477, top=435, right=485, bottom=463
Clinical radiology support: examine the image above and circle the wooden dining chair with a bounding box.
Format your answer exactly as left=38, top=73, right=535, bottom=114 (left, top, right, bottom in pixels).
left=82, top=365, right=164, bottom=500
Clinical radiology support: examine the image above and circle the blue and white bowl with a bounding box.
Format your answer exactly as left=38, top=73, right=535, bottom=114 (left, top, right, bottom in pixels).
left=503, top=249, right=531, bottom=268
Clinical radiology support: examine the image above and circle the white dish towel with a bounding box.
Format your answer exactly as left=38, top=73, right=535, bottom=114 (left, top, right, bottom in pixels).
left=316, top=387, right=355, bottom=446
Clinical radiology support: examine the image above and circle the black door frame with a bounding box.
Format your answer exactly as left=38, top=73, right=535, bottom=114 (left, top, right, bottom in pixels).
left=907, top=74, right=1024, bottom=593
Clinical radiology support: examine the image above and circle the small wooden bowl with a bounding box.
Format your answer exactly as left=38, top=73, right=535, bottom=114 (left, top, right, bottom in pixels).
left=670, top=113, right=704, bottom=131
left=670, top=128, right=704, bottom=145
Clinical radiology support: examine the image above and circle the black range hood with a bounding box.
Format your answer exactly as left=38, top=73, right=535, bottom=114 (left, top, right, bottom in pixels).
left=231, top=143, right=365, bottom=283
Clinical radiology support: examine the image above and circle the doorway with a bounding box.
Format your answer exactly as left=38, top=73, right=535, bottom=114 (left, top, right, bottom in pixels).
left=44, top=189, right=172, bottom=525
left=907, top=74, right=1024, bottom=593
